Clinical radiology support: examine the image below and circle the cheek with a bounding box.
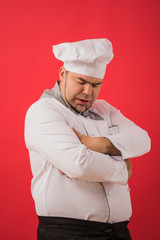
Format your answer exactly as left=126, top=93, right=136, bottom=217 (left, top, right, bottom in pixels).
left=92, top=88, right=100, bottom=99
left=71, top=85, right=83, bottom=96
left=66, top=83, right=80, bottom=99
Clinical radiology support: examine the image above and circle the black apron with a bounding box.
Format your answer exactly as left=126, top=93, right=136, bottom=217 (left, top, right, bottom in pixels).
left=37, top=216, right=132, bottom=240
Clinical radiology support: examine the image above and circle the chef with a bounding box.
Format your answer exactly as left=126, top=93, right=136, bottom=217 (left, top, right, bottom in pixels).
left=24, top=38, right=151, bottom=240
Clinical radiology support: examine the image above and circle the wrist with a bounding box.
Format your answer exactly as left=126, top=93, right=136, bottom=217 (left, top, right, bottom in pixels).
left=105, top=138, right=121, bottom=156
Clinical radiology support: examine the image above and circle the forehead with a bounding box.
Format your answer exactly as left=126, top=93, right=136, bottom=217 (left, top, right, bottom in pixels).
left=68, top=71, right=103, bottom=84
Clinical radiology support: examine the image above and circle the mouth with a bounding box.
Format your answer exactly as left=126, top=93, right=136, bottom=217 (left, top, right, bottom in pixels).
left=76, top=98, right=90, bottom=105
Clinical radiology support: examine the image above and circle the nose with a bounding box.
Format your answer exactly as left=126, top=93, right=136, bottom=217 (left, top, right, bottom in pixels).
left=83, top=84, right=92, bottom=96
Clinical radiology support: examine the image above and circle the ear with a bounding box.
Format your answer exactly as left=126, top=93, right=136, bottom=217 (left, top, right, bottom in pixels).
left=59, top=66, right=65, bottom=82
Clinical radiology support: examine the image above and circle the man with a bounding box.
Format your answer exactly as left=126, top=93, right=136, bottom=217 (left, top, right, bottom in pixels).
left=25, top=38, right=151, bottom=240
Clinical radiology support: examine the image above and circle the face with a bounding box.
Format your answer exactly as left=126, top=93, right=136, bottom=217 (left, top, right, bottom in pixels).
left=59, top=67, right=103, bottom=113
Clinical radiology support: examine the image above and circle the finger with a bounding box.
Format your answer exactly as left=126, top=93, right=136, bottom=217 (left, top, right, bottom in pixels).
left=72, top=127, right=81, bottom=137
left=72, top=127, right=77, bottom=133
left=59, top=170, right=65, bottom=175
left=59, top=170, right=70, bottom=178
left=72, top=127, right=76, bottom=132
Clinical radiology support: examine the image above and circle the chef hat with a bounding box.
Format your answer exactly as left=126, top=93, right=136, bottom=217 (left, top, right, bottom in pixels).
left=52, top=38, right=114, bottom=79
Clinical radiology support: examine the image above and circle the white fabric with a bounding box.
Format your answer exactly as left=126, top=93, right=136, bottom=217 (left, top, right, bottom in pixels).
left=24, top=98, right=151, bottom=223
left=52, top=38, right=114, bottom=79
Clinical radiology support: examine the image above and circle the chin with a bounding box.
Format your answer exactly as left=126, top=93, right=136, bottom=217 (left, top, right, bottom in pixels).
left=77, top=107, right=87, bottom=113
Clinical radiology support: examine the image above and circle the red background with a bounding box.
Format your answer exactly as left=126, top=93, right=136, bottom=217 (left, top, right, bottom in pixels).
left=0, top=0, right=159, bottom=239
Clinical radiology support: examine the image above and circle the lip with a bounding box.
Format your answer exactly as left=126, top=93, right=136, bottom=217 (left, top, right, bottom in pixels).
left=76, top=98, right=89, bottom=105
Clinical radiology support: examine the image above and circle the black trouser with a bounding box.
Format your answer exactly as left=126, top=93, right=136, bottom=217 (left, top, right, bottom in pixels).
left=37, top=216, right=132, bottom=240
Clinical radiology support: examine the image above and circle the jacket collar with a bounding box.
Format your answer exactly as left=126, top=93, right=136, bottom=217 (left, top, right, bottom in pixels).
left=40, top=81, right=104, bottom=120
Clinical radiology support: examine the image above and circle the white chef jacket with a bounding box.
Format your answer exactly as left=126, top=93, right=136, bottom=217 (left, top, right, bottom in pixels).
left=24, top=82, right=151, bottom=223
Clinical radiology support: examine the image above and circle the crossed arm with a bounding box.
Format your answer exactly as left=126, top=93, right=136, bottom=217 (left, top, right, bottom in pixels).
left=72, top=128, right=121, bottom=155
left=25, top=100, right=151, bottom=183
left=69, top=128, right=132, bottom=180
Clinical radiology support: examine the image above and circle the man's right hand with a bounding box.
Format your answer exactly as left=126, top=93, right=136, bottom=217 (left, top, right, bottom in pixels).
left=72, top=128, right=121, bottom=156
left=124, top=159, right=132, bottom=180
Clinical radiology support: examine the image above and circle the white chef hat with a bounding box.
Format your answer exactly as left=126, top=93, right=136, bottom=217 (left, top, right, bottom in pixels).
left=52, top=38, right=114, bottom=79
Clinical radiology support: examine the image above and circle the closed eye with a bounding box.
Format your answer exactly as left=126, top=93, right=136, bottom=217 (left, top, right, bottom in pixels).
left=77, top=81, right=85, bottom=85
left=76, top=77, right=102, bottom=87
left=92, top=84, right=99, bottom=88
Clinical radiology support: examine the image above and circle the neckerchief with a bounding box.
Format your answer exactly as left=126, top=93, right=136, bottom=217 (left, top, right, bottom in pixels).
left=40, top=81, right=104, bottom=120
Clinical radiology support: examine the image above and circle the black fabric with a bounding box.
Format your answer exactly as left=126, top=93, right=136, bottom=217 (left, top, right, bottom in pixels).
left=37, top=216, right=132, bottom=240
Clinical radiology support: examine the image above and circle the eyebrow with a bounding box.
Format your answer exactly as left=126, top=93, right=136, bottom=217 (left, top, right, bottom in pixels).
left=77, top=77, right=103, bottom=85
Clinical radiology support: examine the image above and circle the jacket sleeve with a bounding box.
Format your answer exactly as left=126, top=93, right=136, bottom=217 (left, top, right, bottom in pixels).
left=24, top=99, right=128, bottom=185
left=103, top=101, right=151, bottom=159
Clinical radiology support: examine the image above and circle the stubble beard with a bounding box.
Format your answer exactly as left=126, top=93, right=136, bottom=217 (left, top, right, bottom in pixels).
left=65, top=97, right=91, bottom=113
left=63, top=74, right=92, bottom=113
